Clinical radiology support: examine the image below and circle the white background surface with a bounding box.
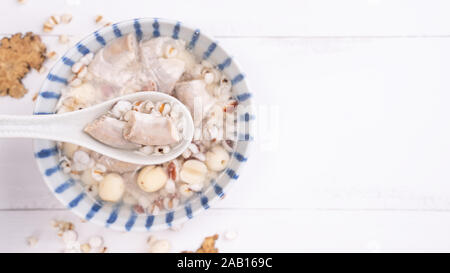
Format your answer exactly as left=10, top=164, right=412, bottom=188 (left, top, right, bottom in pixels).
left=1, top=0, right=450, bottom=252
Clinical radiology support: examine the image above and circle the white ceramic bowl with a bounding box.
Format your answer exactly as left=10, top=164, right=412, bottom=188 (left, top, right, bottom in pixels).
left=34, top=18, right=253, bottom=231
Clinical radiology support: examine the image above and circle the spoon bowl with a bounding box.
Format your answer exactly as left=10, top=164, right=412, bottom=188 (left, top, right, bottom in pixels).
left=0, top=92, right=194, bottom=165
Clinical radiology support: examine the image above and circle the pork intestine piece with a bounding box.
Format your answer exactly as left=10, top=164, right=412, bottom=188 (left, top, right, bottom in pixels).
left=144, top=58, right=185, bottom=94
left=88, top=34, right=139, bottom=87
left=140, top=38, right=186, bottom=94
left=84, top=115, right=141, bottom=150
left=174, top=80, right=215, bottom=124
left=123, top=111, right=181, bottom=146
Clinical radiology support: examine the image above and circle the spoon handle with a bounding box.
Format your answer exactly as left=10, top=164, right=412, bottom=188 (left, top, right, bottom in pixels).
left=0, top=114, right=71, bottom=142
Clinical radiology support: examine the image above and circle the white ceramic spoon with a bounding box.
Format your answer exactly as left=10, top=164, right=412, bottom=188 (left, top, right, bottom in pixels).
left=0, top=92, right=194, bottom=165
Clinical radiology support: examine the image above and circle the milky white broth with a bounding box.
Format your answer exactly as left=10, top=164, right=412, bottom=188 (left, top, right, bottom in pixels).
left=55, top=34, right=239, bottom=214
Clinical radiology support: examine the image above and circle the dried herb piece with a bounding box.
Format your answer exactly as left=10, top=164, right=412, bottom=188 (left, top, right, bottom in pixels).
left=182, top=234, right=219, bottom=253
left=0, top=32, right=46, bottom=98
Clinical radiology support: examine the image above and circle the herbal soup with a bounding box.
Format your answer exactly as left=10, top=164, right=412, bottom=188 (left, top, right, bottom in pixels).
left=55, top=34, right=238, bottom=214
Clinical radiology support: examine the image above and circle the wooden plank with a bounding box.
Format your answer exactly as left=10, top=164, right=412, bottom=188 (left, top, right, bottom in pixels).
left=1, top=0, right=450, bottom=37
left=2, top=36, right=450, bottom=210
left=2, top=209, right=450, bottom=252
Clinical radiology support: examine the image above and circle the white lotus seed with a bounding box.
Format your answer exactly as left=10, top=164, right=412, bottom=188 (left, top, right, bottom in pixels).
left=98, top=173, right=125, bottom=202
left=137, top=166, right=168, bottom=193
left=180, top=160, right=207, bottom=185
left=205, top=145, right=230, bottom=171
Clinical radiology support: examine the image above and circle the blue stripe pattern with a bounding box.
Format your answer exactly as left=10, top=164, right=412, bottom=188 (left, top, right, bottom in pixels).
left=68, top=193, right=85, bottom=208
left=237, top=92, right=252, bottom=102
left=34, top=112, right=53, bottom=115
left=85, top=202, right=102, bottom=220
left=231, top=74, right=244, bottom=85
left=112, top=24, right=122, bottom=37
left=213, top=183, right=225, bottom=198
left=188, top=30, right=200, bottom=50
left=200, top=196, right=210, bottom=209
left=76, top=43, right=90, bottom=55
left=125, top=211, right=138, bottom=231
left=238, top=133, right=253, bottom=141
left=94, top=31, right=106, bottom=46
left=185, top=204, right=193, bottom=219
left=62, top=56, right=75, bottom=66
left=145, top=215, right=155, bottom=230
left=40, top=91, right=61, bottom=99
left=47, top=74, right=68, bottom=85
left=226, top=168, right=239, bottom=179
left=152, top=19, right=160, bottom=37
left=202, top=42, right=217, bottom=60
left=172, top=22, right=181, bottom=39
left=45, top=165, right=60, bottom=176
left=165, top=211, right=174, bottom=226
left=240, top=113, right=255, bottom=122
left=106, top=206, right=120, bottom=226
left=233, top=152, right=248, bottom=162
left=35, top=147, right=58, bottom=158
left=54, top=178, right=75, bottom=194
left=217, top=58, right=232, bottom=71
left=133, top=19, right=143, bottom=41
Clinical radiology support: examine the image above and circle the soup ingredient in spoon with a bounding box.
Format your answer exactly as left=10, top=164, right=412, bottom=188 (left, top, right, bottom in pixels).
left=123, top=110, right=180, bottom=146
left=84, top=115, right=141, bottom=149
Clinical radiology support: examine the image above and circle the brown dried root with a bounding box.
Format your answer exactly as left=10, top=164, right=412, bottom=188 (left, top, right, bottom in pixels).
left=182, top=234, right=219, bottom=253
left=0, top=32, right=47, bottom=98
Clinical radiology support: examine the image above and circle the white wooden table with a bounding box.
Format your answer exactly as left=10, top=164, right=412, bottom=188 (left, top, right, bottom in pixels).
left=1, top=0, right=450, bottom=252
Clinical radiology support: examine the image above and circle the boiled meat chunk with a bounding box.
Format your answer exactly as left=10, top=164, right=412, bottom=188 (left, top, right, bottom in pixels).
left=140, top=38, right=185, bottom=94
left=84, top=115, right=141, bottom=150
left=175, top=80, right=215, bottom=121
left=88, top=34, right=139, bottom=87
left=123, top=111, right=181, bottom=146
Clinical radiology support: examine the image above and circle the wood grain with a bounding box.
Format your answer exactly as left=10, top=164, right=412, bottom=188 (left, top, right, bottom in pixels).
left=1, top=0, right=450, bottom=37
left=2, top=209, right=450, bottom=252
